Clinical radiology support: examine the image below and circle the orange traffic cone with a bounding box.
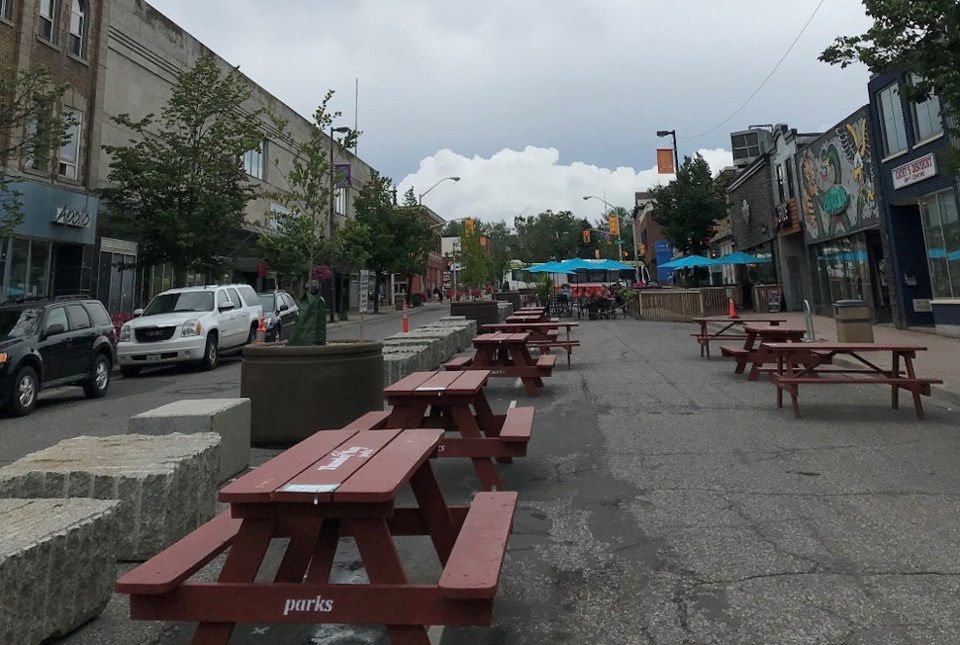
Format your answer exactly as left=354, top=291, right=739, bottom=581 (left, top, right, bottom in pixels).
left=255, top=317, right=266, bottom=343
left=402, top=299, right=409, bottom=333
left=728, top=297, right=737, bottom=318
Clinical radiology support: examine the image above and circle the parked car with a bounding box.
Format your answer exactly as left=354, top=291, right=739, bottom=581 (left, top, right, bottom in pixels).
left=257, top=290, right=300, bottom=342
left=117, top=284, right=262, bottom=377
left=0, top=297, right=116, bottom=416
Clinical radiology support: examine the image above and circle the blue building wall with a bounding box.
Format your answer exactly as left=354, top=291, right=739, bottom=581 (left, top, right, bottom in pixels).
left=867, top=71, right=957, bottom=329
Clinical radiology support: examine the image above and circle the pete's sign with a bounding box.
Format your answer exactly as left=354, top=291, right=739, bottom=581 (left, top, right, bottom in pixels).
left=52, top=206, right=91, bottom=229
left=892, top=153, right=937, bottom=190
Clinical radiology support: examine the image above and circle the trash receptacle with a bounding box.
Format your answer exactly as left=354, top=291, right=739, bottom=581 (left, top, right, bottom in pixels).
left=833, top=299, right=874, bottom=342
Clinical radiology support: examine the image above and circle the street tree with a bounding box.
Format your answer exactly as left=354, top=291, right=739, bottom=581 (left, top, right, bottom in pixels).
left=458, top=222, right=492, bottom=294
left=513, top=210, right=582, bottom=262
left=1, top=64, right=72, bottom=238
left=396, top=188, right=438, bottom=302
left=484, top=220, right=515, bottom=288
left=648, top=154, right=725, bottom=256
left=258, top=90, right=357, bottom=289
left=100, top=54, right=264, bottom=286
left=820, top=0, right=960, bottom=164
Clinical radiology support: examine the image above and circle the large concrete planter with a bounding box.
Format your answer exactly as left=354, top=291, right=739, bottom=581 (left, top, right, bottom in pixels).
left=241, top=342, right=384, bottom=447
left=449, top=300, right=500, bottom=327
left=494, top=291, right=522, bottom=311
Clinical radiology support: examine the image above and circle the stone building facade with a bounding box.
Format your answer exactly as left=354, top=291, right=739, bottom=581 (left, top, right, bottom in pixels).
left=1, top=0, right=110, bottom=303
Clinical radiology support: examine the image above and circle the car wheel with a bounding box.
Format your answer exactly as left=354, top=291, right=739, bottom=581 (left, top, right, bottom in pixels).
left=120, top=366, right=141, bottom=378
left=7, top=366, right=38, bottom=416
left=200, top=333, right=218, bottom=371
left=83, top=353, right=111, bottom=399
left=246, top=323, right=258, bottom=345
left=274, top=323, right=282, bottom=341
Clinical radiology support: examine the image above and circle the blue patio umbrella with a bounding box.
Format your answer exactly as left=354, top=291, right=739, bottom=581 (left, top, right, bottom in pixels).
left=554, top=257, right=599, bottom=272
left=710, top=251, right=772, bottom=265
left=527, top=261, right=574, bottom=274
left=592, top=259, right=634, bottom=271
left=659, top=255, right=716, bottom=269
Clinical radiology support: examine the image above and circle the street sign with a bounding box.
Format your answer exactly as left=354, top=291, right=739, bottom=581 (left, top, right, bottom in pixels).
left=358, top=269, right=369, bottom=313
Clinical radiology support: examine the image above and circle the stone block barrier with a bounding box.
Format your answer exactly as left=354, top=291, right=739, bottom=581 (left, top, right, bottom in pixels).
left=405, top=328, right=457, bottom=361
left=0, top=498, right=119, bottom=644
left=383, top=336, right=442, bottom=369
left=128, top=398, right=251, bottom=483
left=0, top=434, right=220, bottom=561
left=382, top=351, right=420, bottom=387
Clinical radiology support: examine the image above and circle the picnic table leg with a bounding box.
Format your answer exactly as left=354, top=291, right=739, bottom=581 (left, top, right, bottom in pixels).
left=386, top=401, right=430, bottom=429
left=450, top=405, right=502, bottom=491
left=273, top=518, right=323, bottom=582
left=472, top=393, right=513, bottom=464
left=903, top=354, right=926, bottom=420
left=787, top=358, right=800, bottom=418
left=191, top=519, right=276, bottom=645
left=409, top=462, right=457, bottom=564
left=304, top=519, right=341, bottom=583
left=776, top=355, right=784, bottom=409
left=891, top=353, right=901, bottom=411
left=350, top=518, right=431, bottom=645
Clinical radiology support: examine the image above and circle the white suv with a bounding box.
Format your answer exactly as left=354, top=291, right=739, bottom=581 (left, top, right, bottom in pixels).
left=117, top=284, right=262, bottom=376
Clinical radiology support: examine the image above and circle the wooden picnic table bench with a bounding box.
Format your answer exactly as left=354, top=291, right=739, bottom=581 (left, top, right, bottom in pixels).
left=116, top=427, right=518, bottom=645
left=347, top=370, right=535, bottom=491
left=763, top=342, right=943, bottom=419
left=719, top=322, right=808, bottom=381
left=691, top=315, right=787, bottom=359
left=444, top=332, right=555, bottom=396
left=481, top=321, right=580, bottom=368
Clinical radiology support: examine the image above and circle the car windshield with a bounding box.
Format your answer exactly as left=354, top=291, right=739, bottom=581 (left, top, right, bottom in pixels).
left=0, top=308, right=41, bottom=338
left=258, top=295, right=275, bottom=312
left=142, top=292, right=215, bottom=316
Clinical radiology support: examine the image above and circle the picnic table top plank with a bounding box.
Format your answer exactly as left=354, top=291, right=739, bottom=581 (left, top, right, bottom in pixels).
left=417, top=370, right=488, bottom=394
left=333, top=429, right=444, bottom=503
left=275, top=429, right=404, bottom=504
left=384, top=370, right=438, bottom=393
left=693, top=316, right=788, bottom=324
left=741, top=323, right=807, bottom=333
left=762, top=342, right=928, bottom=352
left=473, top=332, right=530, bottom=344
left=219, top=427, right=361, bottom=503
left=482, top=322, right=578, bottom=330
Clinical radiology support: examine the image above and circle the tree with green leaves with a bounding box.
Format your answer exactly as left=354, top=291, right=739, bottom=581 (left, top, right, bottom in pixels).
left=257, top=90, right=357, bottom=291
left=820, top=1, right=960, bottom=164
left=1, top=64, right=72, bottom=238
left=648, top=154, right=725, bottom=256
left=99, top=54, right=265, bottom=286
left=397, top=187, right=437, bottom=302
left=484, top=220, right=516, bottom=289
left=513, top=210, right=583, bottom=262
left=458, top=223, right=492, bottom=295
left=350, top=170, right=395, bottom=313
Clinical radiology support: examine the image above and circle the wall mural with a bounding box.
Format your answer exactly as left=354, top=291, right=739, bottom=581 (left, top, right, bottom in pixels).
left=798, top=107, right=878, bottom=243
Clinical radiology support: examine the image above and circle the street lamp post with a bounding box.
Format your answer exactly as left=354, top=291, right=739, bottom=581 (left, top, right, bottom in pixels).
left=418, top=176, right=461, bottom=205
left=656, top=129, right=680, bottom=173
left=328, top=125, right=351, bottom=321
left=582, top=194, right=624, bottom=260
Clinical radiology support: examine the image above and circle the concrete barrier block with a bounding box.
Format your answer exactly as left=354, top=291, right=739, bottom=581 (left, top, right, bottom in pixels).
left=382, top=351, right=420, bottom=386
left=406, top=328, right=457, bottom=360
left=128, top=398, right=251, bottom=483
left=0, top=498, right=120, bottom=644
left=384, top=336, right=442, bottom=369
left=425, top=321, right=475, bottom=350
left=0, top=434, right=220, bottom=561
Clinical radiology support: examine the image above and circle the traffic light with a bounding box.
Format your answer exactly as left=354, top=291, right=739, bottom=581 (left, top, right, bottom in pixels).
left=464, top=218, right=475, bottom=234
left=582, top=230, right=591, bottom=244
left=638, top=243, right=646, bottom=256
left=608, top=214, right=619, bottom=237
left=623, top=251, right=629, bottom=259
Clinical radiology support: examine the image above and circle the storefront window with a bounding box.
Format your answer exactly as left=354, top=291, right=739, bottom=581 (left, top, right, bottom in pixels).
left=28, top=241, right=51, bottom=297
left=816, top=235, right=871, bottom=304
left=919, top=190, right=960, bottom=298
left=7, top=238, right=29, bottom=300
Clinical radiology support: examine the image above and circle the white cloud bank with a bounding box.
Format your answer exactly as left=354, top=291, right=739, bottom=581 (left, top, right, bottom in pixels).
left=398, top=146, right=734, bottom=225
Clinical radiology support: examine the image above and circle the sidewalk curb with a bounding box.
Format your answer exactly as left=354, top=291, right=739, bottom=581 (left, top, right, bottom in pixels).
left=326, top=304, right=444, bottom=331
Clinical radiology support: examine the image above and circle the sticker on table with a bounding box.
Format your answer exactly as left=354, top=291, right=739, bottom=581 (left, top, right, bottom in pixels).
left=317, top=446, right=374, bottom=471
left=281, top=483, right=340, bottom=493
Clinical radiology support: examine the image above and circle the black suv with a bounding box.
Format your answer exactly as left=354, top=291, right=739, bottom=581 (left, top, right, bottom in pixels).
left=0, top=297, right=116, bottom=416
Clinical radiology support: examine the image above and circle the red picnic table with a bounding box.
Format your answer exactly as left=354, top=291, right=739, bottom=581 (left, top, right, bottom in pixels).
left=348, top=369, right=536, bottom=491
left=116, top=427, right=518, bottom=645
left=719, top=322, right=808, bottom=381
left=445, top=332, right=556, bottom=396
left=764, top=342, right=943, bottom=419
left=691, top=315, right=787, bottom=359
left=481, top=320, right=579, bottom=368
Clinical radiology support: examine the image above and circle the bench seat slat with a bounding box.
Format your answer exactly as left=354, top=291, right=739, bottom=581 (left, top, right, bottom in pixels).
left=499, top=407, right=535, bottom=443
left=116, top=511, right=241, bottom=595
left=439, top=491, right=518, bottom=599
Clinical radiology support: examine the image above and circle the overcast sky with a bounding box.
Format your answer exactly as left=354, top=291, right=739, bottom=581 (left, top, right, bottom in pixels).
left=150, top=0, right=873, bottom=225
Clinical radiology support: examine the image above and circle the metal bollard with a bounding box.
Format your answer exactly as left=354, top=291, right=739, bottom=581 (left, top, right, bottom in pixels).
left=803, top=299, right=817, bottom=341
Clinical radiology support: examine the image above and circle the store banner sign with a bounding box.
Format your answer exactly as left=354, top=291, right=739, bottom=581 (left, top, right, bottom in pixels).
left=7, top=179, right=98, bottom=245
left=892, top=153, right=937, bottom=190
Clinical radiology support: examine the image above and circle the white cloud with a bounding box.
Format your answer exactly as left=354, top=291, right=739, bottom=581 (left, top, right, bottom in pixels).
left=399, top=146, right=734, bottom=226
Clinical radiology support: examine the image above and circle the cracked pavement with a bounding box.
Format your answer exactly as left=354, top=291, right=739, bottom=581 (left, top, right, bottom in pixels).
left=443, top=317, right=960, bottom=645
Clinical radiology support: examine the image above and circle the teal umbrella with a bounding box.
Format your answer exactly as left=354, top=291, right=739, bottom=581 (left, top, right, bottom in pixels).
left=527, top=261, right=574, bottom=274
left=711, top=251, right=771, bottom=265
left=659, top=255, right=716, bottom=269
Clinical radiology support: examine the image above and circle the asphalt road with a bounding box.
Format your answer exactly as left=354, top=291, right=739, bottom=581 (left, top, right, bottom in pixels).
left=16, top=306, right=960, bottom=644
